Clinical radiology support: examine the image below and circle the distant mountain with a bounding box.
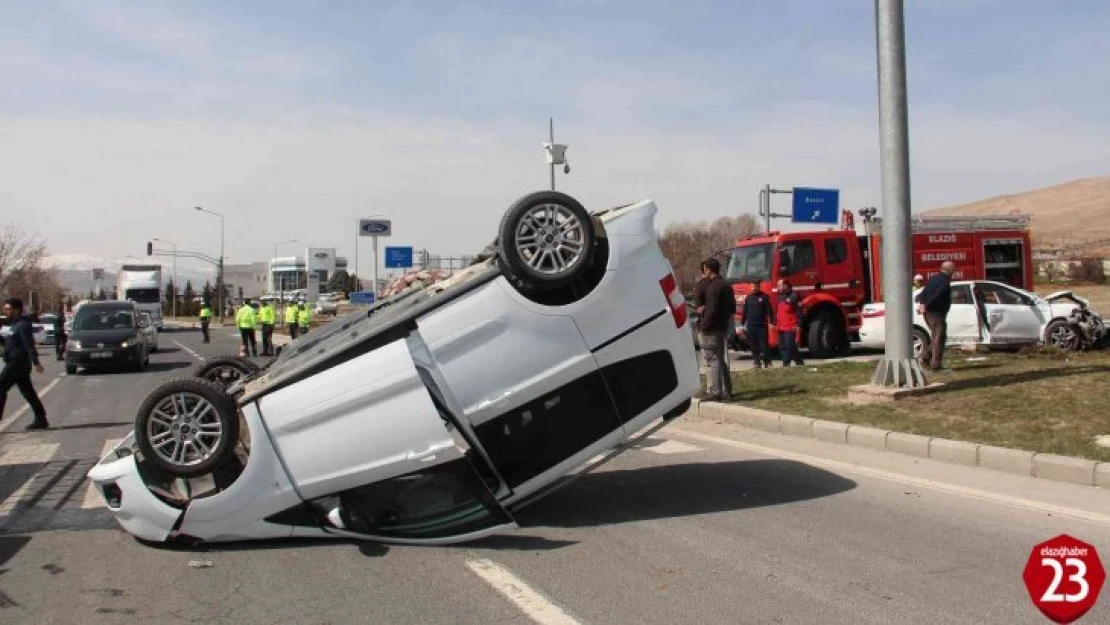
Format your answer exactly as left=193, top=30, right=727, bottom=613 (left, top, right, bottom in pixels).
left=44, top=254, right=215, bottom=295
left=921, top=177, right=1110, bottom=254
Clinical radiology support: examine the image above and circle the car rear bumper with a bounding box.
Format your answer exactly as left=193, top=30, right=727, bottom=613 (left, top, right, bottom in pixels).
left=86, top=434, right=182, bottom=542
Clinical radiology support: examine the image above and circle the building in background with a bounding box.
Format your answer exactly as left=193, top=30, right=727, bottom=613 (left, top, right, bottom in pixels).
left=223, top=262, right=270, bottom=301
left=268, top=248, right=349, bottom=295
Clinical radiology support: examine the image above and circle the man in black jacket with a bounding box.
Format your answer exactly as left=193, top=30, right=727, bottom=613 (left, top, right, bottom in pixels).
left=915, top=261, right=955, bottom=371
left=1, top=298, right=49, bottom=429
left=695, top=258, right=735, bottom=402
left=741, top=279, right=775, bottom=369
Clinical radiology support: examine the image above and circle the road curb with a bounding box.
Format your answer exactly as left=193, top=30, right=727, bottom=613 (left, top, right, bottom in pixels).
left=689, top=398, right=1108, bottom=489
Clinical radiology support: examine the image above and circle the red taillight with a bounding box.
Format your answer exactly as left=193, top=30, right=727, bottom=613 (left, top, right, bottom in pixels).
left=660, top=273, right=687, bottom=328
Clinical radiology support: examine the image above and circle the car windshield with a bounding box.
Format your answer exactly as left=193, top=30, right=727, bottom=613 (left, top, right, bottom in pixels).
left=73, top=307, right=136, bottom=331
left=725, top=243, right=774, bottom=283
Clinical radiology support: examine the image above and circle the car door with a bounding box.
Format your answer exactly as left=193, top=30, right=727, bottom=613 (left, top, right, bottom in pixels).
left=943, top=284, right=983, bottom=344
left=257, top=336, right=516, bottom=543
left=977, top=281, right=1045, bottom=345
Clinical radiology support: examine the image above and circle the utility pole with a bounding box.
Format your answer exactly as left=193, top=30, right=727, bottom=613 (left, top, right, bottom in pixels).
left=543, top=118, right=569, bottom=191
left=354, top=220, right=360, bottom=292
left=195, top=206, right=226, bottom=323
left=153, top=238, right=176, bottom=319
left=871, top=0, right=927, bottom=389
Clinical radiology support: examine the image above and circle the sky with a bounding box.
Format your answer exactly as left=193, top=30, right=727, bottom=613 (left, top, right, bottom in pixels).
left=2, top=0, right=1109, bottom=280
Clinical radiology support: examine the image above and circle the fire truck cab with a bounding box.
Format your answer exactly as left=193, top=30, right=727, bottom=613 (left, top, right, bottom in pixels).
left=724, top=210, right=1034, bottom=358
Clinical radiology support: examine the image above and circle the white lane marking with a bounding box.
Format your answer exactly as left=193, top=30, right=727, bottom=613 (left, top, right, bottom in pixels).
left=0, top=376, right=61, bottom=433
left=668, top=427, right=1110, bottom=527
left=171, top=338, right=205, bottom=363
left=466, top=558, right=581, bottom=625
left=81, top=438, right=124, bottom=509
left=0, top=443, right=60, bottom=515
left=636, top=439, right=701, bottom=455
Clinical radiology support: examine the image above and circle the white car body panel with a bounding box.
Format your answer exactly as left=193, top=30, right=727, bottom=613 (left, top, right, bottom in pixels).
left=258, top=338, right=464, bottom=501
left=87, top=437, right=182, bottom=543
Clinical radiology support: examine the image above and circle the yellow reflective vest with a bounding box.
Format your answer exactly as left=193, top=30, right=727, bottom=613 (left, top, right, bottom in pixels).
left=284, top=305, right=298, bottom=324
left=258, top=304, right=276, bottom=325
left=199, top=306, right=212, bottom=320
left=236, top=305, right=257, bottom=329
left=297, top=307, right=311, bottom=327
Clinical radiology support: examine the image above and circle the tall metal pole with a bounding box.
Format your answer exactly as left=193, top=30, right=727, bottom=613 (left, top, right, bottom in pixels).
left=372, top=236, right=379, bottom=297
left=762, top=185, right=771, bottom=233
left=354, top=220, right=360, bottom=292
left=871, top=0, right=927, bottom=388
left=549, top=117, right=555, bottom=191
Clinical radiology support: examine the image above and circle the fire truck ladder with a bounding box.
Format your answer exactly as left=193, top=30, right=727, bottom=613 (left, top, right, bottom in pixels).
left=909, top=212, right=1032, bottom=233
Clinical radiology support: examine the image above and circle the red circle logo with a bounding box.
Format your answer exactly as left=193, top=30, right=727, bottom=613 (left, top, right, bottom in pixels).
left=1023, top=534, right=1105, bottom=623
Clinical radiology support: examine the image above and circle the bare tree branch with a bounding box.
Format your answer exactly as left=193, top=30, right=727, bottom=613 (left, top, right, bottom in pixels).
left=658, top=214, right=759, bottom=295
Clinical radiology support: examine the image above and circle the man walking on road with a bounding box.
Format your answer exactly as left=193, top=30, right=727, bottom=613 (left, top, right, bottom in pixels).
left=258, top=299, right=276, bottom=356
left=53, top=303, right=67, bottom=361
left=236, top=299, right=259, bottom=357
left=915, top=261, right=955, bottom=371
left=0, top=298, right=49, bottom=430
left=741, top=279, right=775, bottom=369
left=694, top=258, right=735, bottom=402
left=199, top=301, right=212, bottom=343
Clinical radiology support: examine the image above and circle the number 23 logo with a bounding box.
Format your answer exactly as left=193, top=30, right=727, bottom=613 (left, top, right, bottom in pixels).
left=1041, top=557, right=1090, bottom=603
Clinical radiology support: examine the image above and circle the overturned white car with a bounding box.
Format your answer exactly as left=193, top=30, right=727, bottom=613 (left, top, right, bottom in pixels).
left=88, top=191, right=700, bottom=546
left=859, top=279, right=1107, bottom=358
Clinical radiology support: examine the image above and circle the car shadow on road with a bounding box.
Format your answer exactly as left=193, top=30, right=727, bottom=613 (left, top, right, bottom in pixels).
left=145, top=361, right=193, bottom=373
left=934, top=364, right=1110, bottom=394
left=512, top=459, right=857, bottom=529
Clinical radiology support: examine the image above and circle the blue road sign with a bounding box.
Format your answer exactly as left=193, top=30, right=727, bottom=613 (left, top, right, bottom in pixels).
left=791, top=187, right=840, bottom=224
left=384, top=246, right=414, bottom=269
left=350, top=291, right=376, bottom=305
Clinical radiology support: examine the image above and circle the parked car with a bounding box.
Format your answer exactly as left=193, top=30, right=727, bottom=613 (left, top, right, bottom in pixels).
left=314, top=296, right=338, bottom=317
left=64, top=300, right=152, bottom=374
left=87, top=190, right=699, bottom=547
left=140, top=311, right=160, bottom=353
left=858, top=280, right=1107, bottom=358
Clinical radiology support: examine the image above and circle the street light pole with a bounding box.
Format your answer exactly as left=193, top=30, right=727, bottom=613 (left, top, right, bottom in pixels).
left=153, top=238, right=177, bottom=320
left=195, top=206, right=225, bottom=323
left=871, top=0, right=927, bottom=389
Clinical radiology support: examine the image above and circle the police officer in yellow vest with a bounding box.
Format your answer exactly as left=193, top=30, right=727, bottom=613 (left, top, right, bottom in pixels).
left=285, top=302, right=299, bottom=339
left=198, top=301, right=212, bottom=343
left=258, top=299, right=276, bottom=356
left=297, top=300, right=312, bottom=335
left=236, top=299, right=259, bottom=357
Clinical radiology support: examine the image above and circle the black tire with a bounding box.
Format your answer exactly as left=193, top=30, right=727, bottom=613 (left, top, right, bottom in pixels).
left=806, top=311, right=844, bottom=359
left=497, top=191, right=597, bottom=290
left=65, top=363, right=77, bottom=375
left=134, top=377, right=240, bottom=478
left=1044, top=319, right=1079, bottom=351
left=912, top=327, right=930, bottom=362
left=194, top=356, right=261, bottom=389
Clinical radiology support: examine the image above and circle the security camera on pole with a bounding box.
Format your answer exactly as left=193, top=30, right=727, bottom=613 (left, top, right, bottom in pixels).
left=543, top=117, right=570, bottom=190
left=358, top=216, right=391, bottom=298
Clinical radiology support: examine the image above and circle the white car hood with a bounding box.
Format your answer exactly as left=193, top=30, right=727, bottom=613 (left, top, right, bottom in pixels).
left=1043, top=290, right=1090, bottom=307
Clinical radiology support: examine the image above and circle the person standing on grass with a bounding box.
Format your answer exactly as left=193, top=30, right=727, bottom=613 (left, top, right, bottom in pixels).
left=741, top=279, right=775, bottom=369
left=695, top=258, right=735, bottom=402
left=0, top=298, right=49, bottom=430
left=915, top=261, right=955, bottom=371
left=775, top=279, right=804, bottom=367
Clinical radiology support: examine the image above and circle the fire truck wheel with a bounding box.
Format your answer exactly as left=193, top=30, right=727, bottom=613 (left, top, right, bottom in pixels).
left=807, top=311, right=843, bottom=359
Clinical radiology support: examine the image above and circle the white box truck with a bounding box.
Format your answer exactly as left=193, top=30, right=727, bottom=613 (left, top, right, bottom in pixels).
left=117, top=264, right=164, bottom=331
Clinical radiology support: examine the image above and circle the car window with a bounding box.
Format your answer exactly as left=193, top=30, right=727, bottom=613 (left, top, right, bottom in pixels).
left=979, top=283, right=1031, bottom=306
left=73, top=308, right=136, bottom=330
left=824, top=238, right=848, bottom=265
left=725, top=243, right=773, bottom=282
left=951, top=285, right=972, bottom=305
left=781, top=239, right=816, bottom=274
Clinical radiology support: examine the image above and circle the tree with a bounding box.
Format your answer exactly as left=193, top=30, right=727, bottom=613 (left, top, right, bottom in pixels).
left=0, top=222, right=66, bottom=308
left=183, top=280, right=197, bottom=317
left=202, top=281, right=213, bottom=305
left=1068, top=258, right=1107, bottom=284
left=164, top=279, right=176, bottom=316
left=327, top=270, right=350, bottom=293
left=658, top=214, right=760, bottom=296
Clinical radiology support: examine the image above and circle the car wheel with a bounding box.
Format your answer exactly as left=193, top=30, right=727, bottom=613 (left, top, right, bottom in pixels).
left=65, top=364, right=77, bottom=375
left=134, top=377, right=240, bottom=478
left=497, top=190, right=597, bottom=290
left=912, top=327, right=930, bottom=361
left=194, top=356, right=261, bottom=389
left=1044, top=319, right=1079, bottom=351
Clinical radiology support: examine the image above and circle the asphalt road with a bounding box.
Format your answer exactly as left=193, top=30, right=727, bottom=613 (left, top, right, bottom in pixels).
left=2, top=326, right=1109, bottom=624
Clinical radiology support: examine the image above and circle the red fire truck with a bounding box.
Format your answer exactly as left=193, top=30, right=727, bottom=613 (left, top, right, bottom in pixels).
left=725, top=210, right=1034, bottom=358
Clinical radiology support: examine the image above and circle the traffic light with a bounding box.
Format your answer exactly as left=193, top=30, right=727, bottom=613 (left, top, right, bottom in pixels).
left=147, top=241, right=153, bottom=256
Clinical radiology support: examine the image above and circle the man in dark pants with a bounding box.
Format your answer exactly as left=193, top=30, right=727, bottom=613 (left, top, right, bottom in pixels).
left=915, top=261, right=955, bottom=370
left=1, top=298, right=49, bottom=430
left=741, top=279, right=775, bottom=369
left=695, top=258, right=735, bottom=402
left=53, top=303, right=67, bottom=361
left=199, top=301, right=212, bottom=343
